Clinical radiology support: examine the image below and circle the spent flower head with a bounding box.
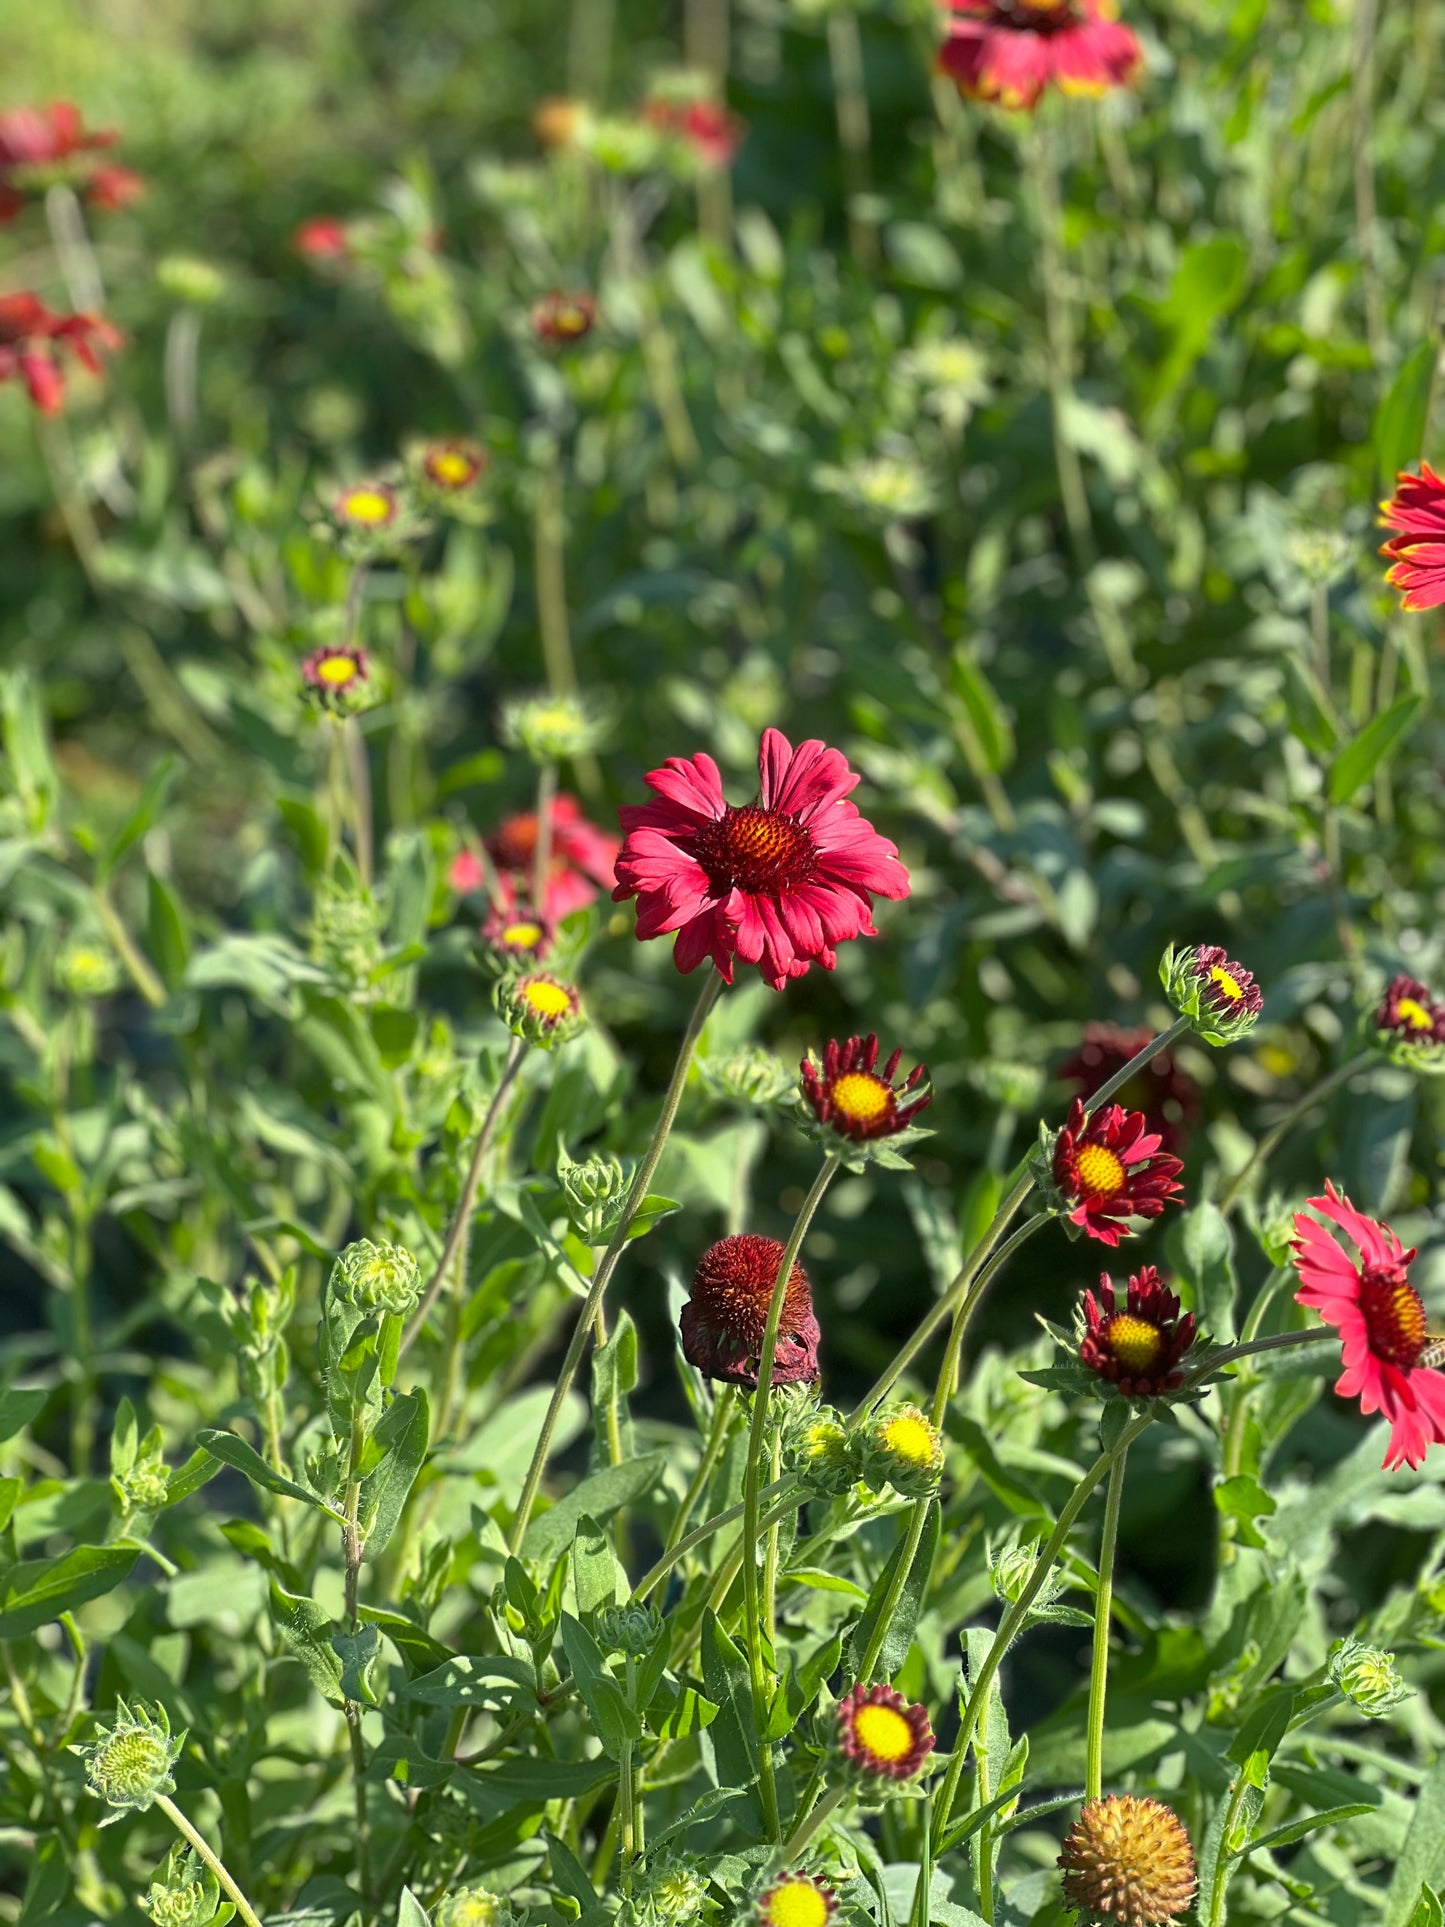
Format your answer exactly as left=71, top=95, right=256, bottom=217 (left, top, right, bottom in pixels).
left=329, top=1239, right=422, bottom=1317
left=1329, top=1635, right=1411, bottom=1718
left=681, top=1234, right=820, bottom=1389
left=1160, top=942, right=1263, bottom=1045
left=858, top=1403, right=944, bottom=1496
left=1058, top=1794, right=1197, bottom=1927
left=78, top=1700, right=184, bottom=1821
left=497, top=971, right=585, bottom=1048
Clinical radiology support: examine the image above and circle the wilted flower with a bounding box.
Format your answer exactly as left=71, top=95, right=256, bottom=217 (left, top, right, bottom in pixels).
left=801, top=1033, right=930, bottom=1144
left=1379, top=463, right=1445, bottom=612
left=1160, top=942, right=1263, bottom=1046
left=77, top=1701, right=184, bottom=1821
left=0, top=291, right=121, bottom=414
left=613, top=727, right=910, bottom=992
left=859, top=1404, right=944, bottom=1495
left=484, top=793, right=620, bottom=924
left=1292, top=1182, right=1445, bottom=1471
left=497, top=971, right=585, bottom=1047
left=1059, top=1022, right=1199, bottom=1158
left=1045, top=1099, right=1185, bottom=1247
left=330, top=1240, right=422, bottom=1317
left=300, top=643, right=374, bottom=715
left=532, top=290, right=597, bottom=346
left=55, top=935, right=122, bottom=998
left=1079, top=1266, right=1196, bottom=1397
left=835, top=1682, right=935, bottom=1783
left=681, top=1234, right=820, bottom=1389
left=1058, top=1795, right=1196, bottom=1926
left=1372, top=973, right=1445, bottom=1072
left=1329, top=1635, right=1411, bottom=1718
left=939, top=1, right=1143, bottom=112
left=754, top=1873, right=837, bottom=1927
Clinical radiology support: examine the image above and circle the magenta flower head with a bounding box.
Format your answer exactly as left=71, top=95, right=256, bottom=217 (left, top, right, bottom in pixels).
left=1045, top=1098, right=1185, bottom=1247
left=1379, top=463, right=1445, bottom=612
left=612, top=727, right=910, bottom=991
left=680, top=1234, right=820, bottom=1389
left=1372, top=973, right=1445, bottom=1072
left=1079, top=1266, right=1196, bottom=1398
left=801, top=1034, right=930, bottom=1143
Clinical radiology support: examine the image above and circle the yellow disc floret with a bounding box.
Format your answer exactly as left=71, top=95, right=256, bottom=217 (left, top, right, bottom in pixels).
left=316, top=654, right=359, bottom=685
left=522, top=979, right=574, bottom=1019
left=1396, top=996, right=1433, bottom=1031
left=339, top=487, right=395, bottom=525
left=501, top=922, right=543, bottom=948
left=881, top=1410, right=938, bottom=1466
left=853, top=1702, right=915, bottom=1764
left=1105, top=1313, right=1164, bottom=1373
left=1207, top=963, right=1243, bottom=1002
left=762, top=1881, right=832, bottom=1927
left=1075, top=1143, right=1127, bottom=1198
left=830, top=1071, right=893, bottom=1127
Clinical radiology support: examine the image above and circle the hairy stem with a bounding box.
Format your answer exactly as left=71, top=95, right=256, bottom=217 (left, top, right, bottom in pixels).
left=155, top=1797, right=264, bottom=1927
left=1084, top=1446, right=1127, bottom=1802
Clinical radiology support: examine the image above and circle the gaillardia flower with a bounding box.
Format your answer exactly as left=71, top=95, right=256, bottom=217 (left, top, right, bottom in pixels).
left=0, top=292, right=120, bottom=414
left=644, top=91, right=746, bottom=171
left=333, top=480, right=399, bottom=531
left=532, top=290, right=597, bottom=345
left=755, top=1873, right=837, bottom=1927
left=938, top=1, right=1143, bottom=112
left=1059, top=1022, right=1199, bottom=1158
left=1379, top=463, right=1445, bottom=612
left=0, top=102, right=130, bottom=220
left=485, top=792, right=620, bottom=923
left=1048, top=1099, right=1184, bottom=1246
left=801, top=1033, right=930, bottom=1143
left=497, top=972, right=584, bottom=1048
left=419, top=437, right=486, bottom=493
left=835, top=1683, right=935, bottom=1783
left=859, top=1404, right=944, bottom=1495
left=480, top=903, right=552, bottom=966
left=1292, top=1182, right=1445, bottom=1471
left=1160, top=942, right=1263, bottom=1045
left=294, top=217, right=352, bottom=261
left=1079, top=1266, right=1196, bottom=1397
left=613, top=727, right=910, bottom=991
left=681, top=1234, right=820, bottom=1389
left=301, top=643, right=373, bottom=715
left=1373, top=972, right=1445, bottom=1072
left=76, top=1700, right=185, bottom=1823
left=1058, top=1795, right=1196, bottom=1927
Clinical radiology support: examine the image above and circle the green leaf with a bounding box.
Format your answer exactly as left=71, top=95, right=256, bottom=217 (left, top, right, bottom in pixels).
left=197, top=1429, right=345, bottom=1521
left=164, top=1448, right=222, bottom=1507
left=559, top=1613, right=640, bottom=1760
left=110, top=1397, right=138, bottom=1479
left=1407, top=1887, right=1444, bottom=1927
left=1282, top=656, right=1339, bottom=757
left=396, top=1891, right=431, bottom=1927
left=0, top=1389, right=47, bottom=1443
left=269, top=1581, right=345, bottom=1703
left=1215, top=1474, right=1277, bottom=1551
left=17, top=1834, right=69, bottom=1926
left=544, top=1833, right=599, bottom=1912
left=358, top=1391, right=429, bottom=1558
left=1329, top=696, right=1427, bottom=805
left=590, top=1313, right=638, bottom=1465
left=571, top=1514, right=625, bottom=1615
left=146, top=870, right=191, bottom=990
left=843, top=1500, right=940, bottom=1681
left=699, top=1611, right=761, bottom=1815
left=520, top=1451, right=668, bottom=1562
left=1385, top=1753, right=1445, bottom=1926
left=1166, top=1203, right=1237, bottom=1342
left=1375, top=341, right=1437, bottom=489
left=403, top=1654, right=536, bottom=1709
left=1227, top=1688, right=1295, bottom=1790
left=884, top=221, right=963, bottom=291
left=1238, top=1802, right=1375, bottom=1858
left=0, top=1545, right=138, bottom=1637
left=950, top=650, right=1015, bottom=774
left=98, top=756, right=177, bottom=881
left=331, top=1624, right=381, bottom=1704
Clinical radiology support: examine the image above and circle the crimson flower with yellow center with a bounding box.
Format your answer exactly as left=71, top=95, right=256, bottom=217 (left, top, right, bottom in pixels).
left=835, top=1682, right=935, bottom=1782
left=1293, top=1182, right=1445, bottom=1471
left=1079, top=1266, right=1195, bottom=1397
left=0, top=102, right=139, bottom=222
left=1058, top=1795, right=1196, bottom=1927
left=680, top=1234, right=820, bottom=1389
left=1375, top=973, right=1445, bottom=1051
left=938, top=0, right=1142, bottom=112
left=421, top=438, right=486, bottom=492
left=478, top=793, right=619, bottom=925
left=801, top=1033, right=930, bottom=1143
left=1379, top=463, right=1445, bottom=612
left=480, top=903, right=552, bottom=964
left=334, top=481, right=399, bottom=530
left=300, top=643, right=371, bottom=713
left=754, top=1873, right=836, bottom=1927
left=1050, top=1098, right=1184, bottom=1246
left=532, top=290, right=597, bottom=345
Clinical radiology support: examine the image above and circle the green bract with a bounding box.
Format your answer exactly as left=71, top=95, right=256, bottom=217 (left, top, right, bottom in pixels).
left=77, top=1700, right=184, bottom=1821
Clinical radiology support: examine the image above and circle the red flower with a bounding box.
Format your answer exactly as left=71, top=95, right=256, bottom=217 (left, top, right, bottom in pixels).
left=1375, top=973, right=1445, bottom=1049
left=681, top=1234, right=820, bottom=1388
left=835, top=1683, right=935, bottom=1782
left=294, top=217, right=352, bottom=261
left=613, top=727, right=909, bottom=992
left=1293, top=1183, right=1445, bottom=1472
left=801, top=1033, right=930, bottom=1142
left=532, top=290, right=597, bottom=345
left=1380, top=463, right=1445, bottom=613
left=480, top=903, right=552, bottom=965
left=421, top=437, right=486, bottom=492
left=1080, top=1265, right=1195, bottom=1396
left=300, top=643, right=371, bottom=712
left=1051, top=1098, right=1184, bottom=1246
left=0, top=292, right=120, bottom=415
left=0, top=103, right=129, bottom=220
left=939, top=0, right=1142, bottom=111
left=645, top=96, right=746, bottom=169
left=1060, top=1022, right=1199, bottom=1159
left=486, top=793, right=620, bottom=925
left=87, top=165, right=145, bottom=211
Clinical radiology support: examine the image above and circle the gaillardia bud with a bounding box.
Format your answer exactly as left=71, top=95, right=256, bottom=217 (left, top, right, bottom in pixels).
left=788, top=1405, right=858, bottom=1497
left=300, top=643, right=374, bottom=715
left=55, top=936, right=122, bottom=999
left=329, top=1239, right=422, bottom=1317
left=835, top=1682, right=935, bottom=1785
left=635, top=1856, right=712, bottom=1922
left=681, top=1234, right=820, bottom=1389
left=497, top=970, right=585, bottom=1047
left=1058, top=1795, right=1196, bottom=1927
left=859, top=1403, right=944, bottom=1496
left=434, top=1888, right=517, bottom=1927
left=139, top=1851, right=220, bottom=1927
left=755, top=1872, right=837, bottom=1927
left=78, top=1699, right=184, bottom=1821
left=595, top=1601, right=661, bottom=1657
left=501, top=691, right=612, bottom=764
left=1329, top=1635, right=1411, bottom=1718
left=1160, top=942, right=1263, bottom=1045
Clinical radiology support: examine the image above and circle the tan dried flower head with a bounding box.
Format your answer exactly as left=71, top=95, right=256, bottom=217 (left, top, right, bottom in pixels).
left=1058, top=1795, right=1196, bottom=1926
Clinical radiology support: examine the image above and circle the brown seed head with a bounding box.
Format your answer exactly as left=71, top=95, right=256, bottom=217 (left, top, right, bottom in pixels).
left=1058, top=1795, right=1196, bottom=1927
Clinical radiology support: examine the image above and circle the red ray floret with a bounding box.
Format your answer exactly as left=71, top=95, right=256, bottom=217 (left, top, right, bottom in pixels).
left=1379, top=463, right=1445, bottom=613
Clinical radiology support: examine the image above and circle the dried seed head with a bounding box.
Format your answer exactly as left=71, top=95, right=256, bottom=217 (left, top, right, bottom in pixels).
left=1058, top=1795, right=1196, bottom=1926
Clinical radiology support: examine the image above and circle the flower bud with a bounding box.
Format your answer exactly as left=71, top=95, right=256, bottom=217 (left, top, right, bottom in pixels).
left=300, top=643, right=377, bottom=717
left=155, top=255, right=226, bottom=307
left=988, top=1534, right=1066, bottom=1611
left=78, top=1700, right=184, bottom=1820
left=594, top=1602, right=661, bottom=1657
left=329, top=1239, right=421, bottom=1317
left=634, top=1857, right=711, bottom=1923
left=496, top=972, right=585, bottom=1048
left=560, top=1150, right=631, bottom=1244
left=309, top=877, right=385, bottom=987
left=1329, top=1635, right=1411, bottom=1718
left=139, top=1851, right=220, bottom=1927
left=1159, top=942, right=1263, bottom=1046
left=500, top=691, right=612, bottom=764
left=55, top=936, right=122, bottom=999
left=787, top=1405, right=858, bottom=1498
left=434, top=1889, right=518, bottom=1927
left=857, top=1404, right=944, bottom=1497
left=1370, top=973, right=1445, bottom=1074
left=115, top=1460, right=171, bottom=1514
left=698, top=1043, right=794, bottom=1109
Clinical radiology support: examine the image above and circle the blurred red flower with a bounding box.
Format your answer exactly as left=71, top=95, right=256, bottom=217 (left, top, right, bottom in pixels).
left=0, top=292, right=121, bottom=414
left=939, top=1, right=1142, bottom=111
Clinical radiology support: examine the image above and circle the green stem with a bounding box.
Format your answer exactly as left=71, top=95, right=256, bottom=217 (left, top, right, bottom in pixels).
left=1349, top=0, right=1387, bottom=370
left=826, top=10, right=879, bottom=270
left=1084, top=1446, right=1127, bottom=1802
left=155, top=1795, right=264, bottom=1927
left=632, top=1476, right=796, bottom=1604
left=1217, top=1052, right=1373, bottom=1219
left=509, top=971, right=723, bottom=1552
left=342, top=1414, right=371, bottom=1899
left=1023, top=122, right=1094, bottom=571
left=532, top=760, right=558, bottom=916
left=619, top=1657, right=637, bottom=1894
left=92, top=886, right=166, bottom=1010
left=344, top=718, right=373, bottom=890
left=1207, top=1773, right=1253, bottom=1927
left=665, top=1387, right=736, bottom=1552
left=741, top=1156, right=840, bottom=1839
left=778, top=1782, right=850, bottom=1864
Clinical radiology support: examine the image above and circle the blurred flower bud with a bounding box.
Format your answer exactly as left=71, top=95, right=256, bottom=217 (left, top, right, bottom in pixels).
left=77, top=1700, right=184, bottom=1822
left=155, top=255, right=226, bottom=307
left=434, top=1888, right=518, bottom=1927
left=115, top=1459, right=170, bottom=1515
left=55, top=936, right=122, bottom=999
left=1329, top=1636, right=1410, bottom=1718
left=967, top=1058, right=1046, bottom=1112
left=595, top=1602, right=661, bottom=1657
left=698, top=1043, right=794, bottom=1109
left=309, top=877, right=385, bottom=989
left=500, top=691, right=612, bottom=764
left=812, top=451, right=937, bottom=524
left=497, top=971, right=585, bottom=1048
left=300, top=642, right=377, bottom=717
left=633, top=1856, right=712, bottom=1923
left=329, top=1239, right=422, bottom=1317
left=858, top=1404, right=944, bottom=1496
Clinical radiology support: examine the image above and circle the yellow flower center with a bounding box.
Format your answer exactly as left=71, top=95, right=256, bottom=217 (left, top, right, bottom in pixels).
left=339, top=488, right=394, bottom=525
left=763, top=1882, right=831, bottom=1927
left=522, top=979, right=573, bottom=1018
left=428, top=450, right=476, bottom=487
left=1396, top=996, right=1433, bottom=1031
left=1104, top=1313, right=1164, bottom=1373
left=880, top=1412, right=937, bottom=1466
left=831, top=1071, right=892, bottom=1126
left=1208, top=963, right=1243, bottom=1001
left=1074, top=1143, right=1126, bottom=1199
left=853, top=1702, right=915, bottom=1763
left=501, top=922, right=543, bottom=948
left=316, top=654, right=359, bottom=686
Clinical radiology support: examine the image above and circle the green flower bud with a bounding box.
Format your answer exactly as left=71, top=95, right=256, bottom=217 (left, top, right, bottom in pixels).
left=698, top=1044, right=794, bottom=1109
left=155, top=255, right=226, bottom=307
left=329, top=1239, right=421, bottom=1317
left=633, top=1857, right=712, bottom=1923
left=78, top=1700, right=184, bottom=1821
left=787, top=1406, right=858, bottom=1498
left=1329, top=1636, right=1411, bottom=1719
left=966, top=1058, right=1046, bottom=1112
left=560, top=1149, right=631, bottom=1244
left=309, top=877, right=386, bottom=991
left=434, top=1887, right=518, bottom=1927
left=139, top=1851, right=220, bottom=1927
left=595, top=1602, right=661, bottom=1657
left=500, top=691, right=612, bottom=764
left=988, top=1534, right=1066, bottom=1611
left=55, top=936, right=122, bottom=999
left=858, top=1404, right=944, bottom=1497
left=116, top=1460, right=171, bottom=1514
left=1160, top=943, right=1263, bottom=1046
left=496, top=972, right=585, bottom=1049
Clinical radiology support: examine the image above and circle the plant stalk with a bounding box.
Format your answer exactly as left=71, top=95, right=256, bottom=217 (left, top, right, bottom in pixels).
left=1084, top=1446, right=1127, bottom=1802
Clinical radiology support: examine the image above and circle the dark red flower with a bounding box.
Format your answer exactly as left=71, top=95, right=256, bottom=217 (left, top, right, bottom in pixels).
left=485, top=793, right=620, bottom=925
left=1080, top=1266, right=1195, bottom=1396
left=835, top=1683, right=935, bottom=1781
left=613, top=727, right=910, bottom=992
left=1187, top=945, right=1263, bottom=1024
left=421, top=438, right=486, bottom=492
left=1375, top=974, right=1445, bottom=1048
left=0, top=292, right=120, bottom=414
left=480, top=903, right=552, bottom=965
left=1379, top=464, right=1445, bottom=613
left=680, top=1234, right=820, bottom=1388
left=532, top=290, right=597, bottom=345
left=1051, top=1098, right=1184, bottom=1246
left=801, top=1034, right=930, bottom=1142
left=939, top=1, right=1143, bottom=111
left=300, top=643, right=371, bottom=712
left=1060, top=1022, right=1199, bottom=1158
left=0, top=103, right=129, bottom=220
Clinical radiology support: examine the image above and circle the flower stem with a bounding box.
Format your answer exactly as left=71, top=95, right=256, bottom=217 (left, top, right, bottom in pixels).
left=1217, top=1052, right=1373, bottom=1219
left=532, top=759, right=558, bottom=915
left=827, top=10, right=879, bottom=271
left=741, top=1155, right=840, bottom=1839
left=154, top=1795, right=264, bottom=1927
left=533, top=457, right=603, bottom=801
left=665, top=1386, right=736, bottom=1552
left=91, top=885, right=166, bottom=1010
left=342, top=1411, right=371, bottom=1899
left=344, top=718, right=373, bottom=890
left=1084, top=1445, right=1127, bottom=1802
left=401, top=1036, right=529, bottom=1357
left=1349, top=0, right=1387, bottom=370
left=631, top=1475, right=796, bottom=1604
left=509, top=971, right=723, bottom=1552
left=1023, top=121, right=1094, bottom=571
left=777, top=1782, right=850, bottom=1864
